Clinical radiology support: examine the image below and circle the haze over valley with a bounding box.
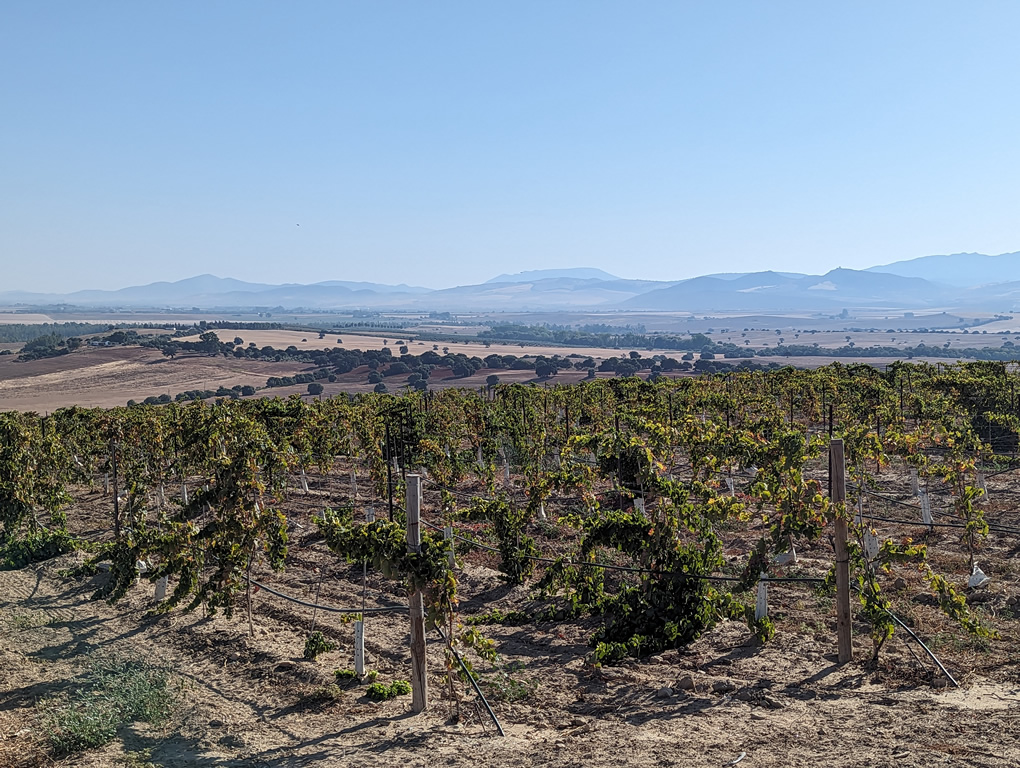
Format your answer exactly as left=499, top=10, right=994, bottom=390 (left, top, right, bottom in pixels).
left=5, top=251, right=1020, bottom=314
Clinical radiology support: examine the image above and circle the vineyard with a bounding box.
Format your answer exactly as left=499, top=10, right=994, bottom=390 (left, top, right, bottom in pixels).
left=2, top=361, right=1020, bottom=767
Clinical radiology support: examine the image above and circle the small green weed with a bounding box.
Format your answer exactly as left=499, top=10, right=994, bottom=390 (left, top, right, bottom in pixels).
left=484, top=663, right=537, bottom=702
left=928, top=630, right=992, bottom=654
left=308, top=684, right=343, bottom=703
left=334, top=668, right=357, bottom=682
left=303, top=631, right=336, bottom=661
left=40, top=652, right=180, bottom=755
left=6, top=611, right=55, bottom=630
left=463, top=608, right=530, bottom=627
left=366, top=680, right=412, bottom=701
left=116, top=749, right=158, bottom=768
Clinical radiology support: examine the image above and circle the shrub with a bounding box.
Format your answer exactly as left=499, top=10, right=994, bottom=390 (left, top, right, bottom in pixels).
left=303, top=631, right=336, bottom=661
left=1, top=528, right=80, bottom=570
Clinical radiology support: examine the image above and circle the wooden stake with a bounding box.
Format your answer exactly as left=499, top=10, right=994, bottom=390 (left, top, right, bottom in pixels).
left=830, top=439, right=853, bottom=664
left=406, top=475, right=428, bottom=713
left=920, top=489, right=933, bottom=530
left=111, top=442, right=120, bottom=539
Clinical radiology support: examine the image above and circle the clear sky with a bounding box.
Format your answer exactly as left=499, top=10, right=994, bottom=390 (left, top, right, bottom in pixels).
left=3, top=2, right=1020, bottom=293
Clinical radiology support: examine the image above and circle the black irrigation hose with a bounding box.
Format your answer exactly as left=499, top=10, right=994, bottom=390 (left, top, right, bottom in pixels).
left=860, top=509, right=1020, bottom=534
left=246, top=577, right=405, bottom=615
left=434, top=626, right=506, bottom=738
left=884, top=608, right=960, bottom=688
left=861, top=512, right=967, bottom=530
left=985, top=465, right=1020, bottom=479
left=852, top=486, right=926, bottom=511
left=422, top=477, right=612, bottom=506
left=853, top=498, right=1020, bottom=535
left=860, top=512, right=1020, bottom=536
left=852, top=486, right=1020, bottom=534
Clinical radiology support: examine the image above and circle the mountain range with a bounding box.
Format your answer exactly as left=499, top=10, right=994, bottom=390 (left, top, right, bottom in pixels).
left=4, top=253, right=1020, bottom=313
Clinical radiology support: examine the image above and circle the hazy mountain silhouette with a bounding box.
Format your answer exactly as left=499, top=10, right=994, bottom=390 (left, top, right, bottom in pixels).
left=867, top=251, right=1020, bottom=287
left=485, top=268, right=619, bottom=284
left=2, top=255, right=1019, bottom=312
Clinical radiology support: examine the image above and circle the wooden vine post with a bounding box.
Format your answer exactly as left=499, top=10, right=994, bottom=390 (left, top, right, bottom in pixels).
left=830, top=438, right=853, bottom=663
left=110, top=440, right=121, bottom=539
left=406, top=474, right=428, bottom=712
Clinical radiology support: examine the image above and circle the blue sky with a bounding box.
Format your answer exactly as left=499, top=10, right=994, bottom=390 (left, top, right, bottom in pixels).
left=3, top=2, right=1020, bottom=292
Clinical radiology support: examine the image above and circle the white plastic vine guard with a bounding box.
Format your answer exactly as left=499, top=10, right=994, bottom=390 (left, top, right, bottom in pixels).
left=154, top=576, right=168, bottom=602
left=863, top=531, right=880, bottom=562
left=968, top=564, right=990, bottom=589
left=775, top=544, right=797, bottom=565
left=755, top=573, right=768, bottom=620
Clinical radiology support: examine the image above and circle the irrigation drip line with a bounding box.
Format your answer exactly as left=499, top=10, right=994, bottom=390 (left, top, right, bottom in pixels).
left=245, top=577, right=405, bottom=615
left=434, top=626, right=505, bottom=738
left=985, top=465, right=1020, bottom=479
left=851, top=486, right=925, bottom=511
left=848, top=485, right=1020, bottom=534
left=421, top=477, right=611, bottom=506
left=859, top=513, right=965, bottom=530
left=884, top=609, right=959, bottom=688
left=857, top=512, right=1020, bottom=536
left=421, top=516, right=824, bottom=584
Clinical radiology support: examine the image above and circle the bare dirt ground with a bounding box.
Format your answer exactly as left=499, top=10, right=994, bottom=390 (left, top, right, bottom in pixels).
left=2, top=460, right=1020, bottom=768
left=175, top=329, right=685, bottom=361
left=0, top=348, right=310, bottom=412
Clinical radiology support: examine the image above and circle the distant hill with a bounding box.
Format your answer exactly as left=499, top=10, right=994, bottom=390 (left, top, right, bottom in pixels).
left=699, top=271, right=807, bottom=281
left=66, top=275, right=277, bottom=304
left=311, top=280, right=430, bottom=294
left=420, top=277, right=675, bottom=311
left=485, top=268, right=619, bottom=284
left=0, top=275, right=430, bottom=310
left=624, top=269, right=953, bottom=311
left=4, top=253, right=1020, bottom=313
left=867, top=252, right=1020, bottom=287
